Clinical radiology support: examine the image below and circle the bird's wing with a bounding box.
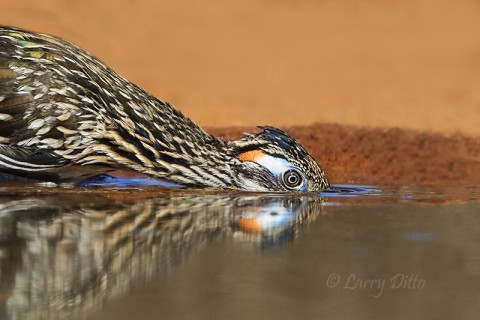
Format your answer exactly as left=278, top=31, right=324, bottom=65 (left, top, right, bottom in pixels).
left=0, top=143, right=119, bottom=183
left=0, top=29, right=85, bottom=146
left=0, top=144, right=67, bottom=181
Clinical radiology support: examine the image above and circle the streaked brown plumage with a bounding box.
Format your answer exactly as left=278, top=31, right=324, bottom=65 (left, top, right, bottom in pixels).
left=0, top=26, right=329, bottom=191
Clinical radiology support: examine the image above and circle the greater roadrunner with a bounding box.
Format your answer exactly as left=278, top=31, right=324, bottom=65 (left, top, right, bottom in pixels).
left=0, top=26, right=329, bottom=191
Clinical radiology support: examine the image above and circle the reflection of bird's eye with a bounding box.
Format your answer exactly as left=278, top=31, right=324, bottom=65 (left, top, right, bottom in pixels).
left=282, top=169, right=303, bottom=190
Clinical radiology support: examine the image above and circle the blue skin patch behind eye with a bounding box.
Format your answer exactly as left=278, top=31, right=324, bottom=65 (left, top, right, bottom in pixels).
left=77, top=174, right=184, bottom=188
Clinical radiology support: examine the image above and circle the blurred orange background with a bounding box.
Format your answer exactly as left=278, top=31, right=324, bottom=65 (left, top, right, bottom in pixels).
left=3, top=0, right=480, bottom=135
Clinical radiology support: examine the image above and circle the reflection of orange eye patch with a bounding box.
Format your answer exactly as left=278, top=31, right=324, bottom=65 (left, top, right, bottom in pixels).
left=238, top=218, right=262, bottom=233
left=237, top=150, right=265, bottom=162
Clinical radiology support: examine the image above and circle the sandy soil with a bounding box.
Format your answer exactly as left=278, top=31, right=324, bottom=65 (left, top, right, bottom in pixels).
left=2, top=0, right=480, bottom=186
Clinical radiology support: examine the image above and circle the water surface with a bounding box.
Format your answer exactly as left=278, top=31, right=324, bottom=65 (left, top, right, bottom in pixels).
left=0, top=184, right=479, bottom=319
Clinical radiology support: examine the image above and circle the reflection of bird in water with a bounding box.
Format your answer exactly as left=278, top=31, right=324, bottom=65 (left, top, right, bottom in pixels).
left=0, top=26, right=329, bottom=191
left=0, top=192, right=323, bottom=319
left=235, top=196, right=307, bottom=233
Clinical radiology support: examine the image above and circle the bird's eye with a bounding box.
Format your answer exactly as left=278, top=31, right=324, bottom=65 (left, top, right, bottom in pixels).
left=282, top=169, right=303, bottom=190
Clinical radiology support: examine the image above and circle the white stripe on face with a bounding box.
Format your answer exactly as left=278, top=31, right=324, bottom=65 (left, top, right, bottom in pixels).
left=255, top=154, right=292, bottom=176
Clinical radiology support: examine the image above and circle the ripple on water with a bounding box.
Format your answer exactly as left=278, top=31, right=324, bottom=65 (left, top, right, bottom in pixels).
left=321, top=184, right=382, bottom=197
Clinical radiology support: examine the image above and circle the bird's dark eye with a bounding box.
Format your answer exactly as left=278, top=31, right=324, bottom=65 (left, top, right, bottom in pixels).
left=282, top=169, right=303, bottom=190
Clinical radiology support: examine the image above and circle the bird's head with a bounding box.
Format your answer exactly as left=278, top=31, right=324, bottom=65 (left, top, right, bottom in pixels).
left=230, top=126, right=329, bottom=192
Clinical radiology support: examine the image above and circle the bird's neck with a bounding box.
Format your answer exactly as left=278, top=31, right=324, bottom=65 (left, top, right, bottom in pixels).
left=162, top=136, right=238, bottom=188
left=115, top=95, right=240, bottom=188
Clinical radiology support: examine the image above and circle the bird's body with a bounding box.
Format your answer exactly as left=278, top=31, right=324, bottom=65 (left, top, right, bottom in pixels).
left=0, top=26, right=329, bottom=191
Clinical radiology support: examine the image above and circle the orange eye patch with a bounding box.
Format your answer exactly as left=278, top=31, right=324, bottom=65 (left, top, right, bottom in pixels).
left=237, top=150, right=265, bottom=162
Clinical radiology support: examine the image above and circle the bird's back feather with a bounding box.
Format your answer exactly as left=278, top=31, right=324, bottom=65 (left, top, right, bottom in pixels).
left=0, top=26, right=228, bottom=184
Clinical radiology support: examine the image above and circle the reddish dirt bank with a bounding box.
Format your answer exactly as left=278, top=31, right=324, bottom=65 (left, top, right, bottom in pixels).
left=209, top=124, right=480, bottom=187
